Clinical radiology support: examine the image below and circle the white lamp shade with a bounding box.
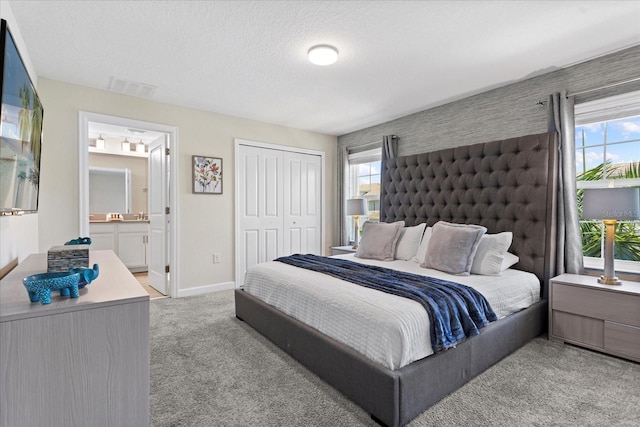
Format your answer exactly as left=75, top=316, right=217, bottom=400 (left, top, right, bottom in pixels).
left=346, top=198, right=367, bottom=216
left=582, top=188, right=640, bottom=220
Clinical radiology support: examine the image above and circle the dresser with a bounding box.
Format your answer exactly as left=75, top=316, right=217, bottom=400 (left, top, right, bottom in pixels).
left=549, top=274, right=640, bottom=363
left=0, top=250, right=150, bottom=427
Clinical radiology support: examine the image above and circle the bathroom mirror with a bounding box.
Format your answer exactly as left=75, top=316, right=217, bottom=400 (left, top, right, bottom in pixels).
left=89, top=167, right=131, bottom=214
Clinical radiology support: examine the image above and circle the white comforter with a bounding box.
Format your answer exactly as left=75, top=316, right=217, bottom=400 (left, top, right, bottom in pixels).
left=242, top=254, right=540, bottom=370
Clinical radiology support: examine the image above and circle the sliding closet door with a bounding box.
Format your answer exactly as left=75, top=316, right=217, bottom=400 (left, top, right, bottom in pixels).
left=283, top=151, right=322, bottom=255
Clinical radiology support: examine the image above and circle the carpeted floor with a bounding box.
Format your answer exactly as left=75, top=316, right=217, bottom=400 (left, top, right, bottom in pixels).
left=150, top=290, right=640, bottom=426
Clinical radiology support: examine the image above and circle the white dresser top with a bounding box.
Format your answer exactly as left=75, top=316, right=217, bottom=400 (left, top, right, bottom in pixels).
left=0, top=250, right=148, bottom=323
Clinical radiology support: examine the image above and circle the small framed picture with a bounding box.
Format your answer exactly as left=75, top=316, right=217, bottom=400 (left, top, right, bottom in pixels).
left=192, top=155, right=223, bottom=194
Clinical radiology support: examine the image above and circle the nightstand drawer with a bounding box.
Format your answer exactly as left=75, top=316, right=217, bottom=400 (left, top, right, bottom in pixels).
left=553, top=283, right=640, bottom=327
left=605, top=322, right=640, bottom=361
left=552, top=310, right=604, bottom=348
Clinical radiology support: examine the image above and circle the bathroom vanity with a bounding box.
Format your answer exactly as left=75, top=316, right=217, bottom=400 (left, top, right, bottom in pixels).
left=89, top=220, right=149, bottom=272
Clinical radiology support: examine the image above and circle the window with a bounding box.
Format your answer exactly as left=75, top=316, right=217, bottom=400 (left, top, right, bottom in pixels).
left=347, top=147, right=381, bottom=243
left=575, top=91, right=640, bottom=273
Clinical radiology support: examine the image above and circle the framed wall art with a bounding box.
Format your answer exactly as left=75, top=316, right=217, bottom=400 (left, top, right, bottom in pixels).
left=192, top=155, right=223, bottom=194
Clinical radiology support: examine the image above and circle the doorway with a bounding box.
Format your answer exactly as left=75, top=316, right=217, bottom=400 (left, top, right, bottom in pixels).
left=78, top=112, right=178, bottom=298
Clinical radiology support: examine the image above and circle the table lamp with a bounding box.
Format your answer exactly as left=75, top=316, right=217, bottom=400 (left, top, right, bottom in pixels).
left=346, top=198, right=367, bottom=249
left=582, top=188, right=640, bottom=285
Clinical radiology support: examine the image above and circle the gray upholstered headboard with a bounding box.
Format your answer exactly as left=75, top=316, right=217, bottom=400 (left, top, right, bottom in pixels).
left=381, top=131, right=558, bottom=298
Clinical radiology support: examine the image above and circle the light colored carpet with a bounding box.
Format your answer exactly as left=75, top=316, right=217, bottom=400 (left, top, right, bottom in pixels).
left=150, top=290, right=640, bottom=426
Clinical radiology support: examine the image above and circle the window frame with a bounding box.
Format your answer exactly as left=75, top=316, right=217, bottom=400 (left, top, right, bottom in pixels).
left=575, top=90, right=640, bottom=274
left=346, top=147, right=382, bottom=243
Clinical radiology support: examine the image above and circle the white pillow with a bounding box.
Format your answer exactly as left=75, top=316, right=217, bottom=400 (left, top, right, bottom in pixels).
left=421, top=222, right=487, bottom=275
left=470, top=232, right=513, bottom=275
left=501, top=252, right=519, bottom=271
left=395, top=223, right=427, bottom=261
left=355, top=221, right=405, bottom=261
left=412, top=226, right=432, bottom=263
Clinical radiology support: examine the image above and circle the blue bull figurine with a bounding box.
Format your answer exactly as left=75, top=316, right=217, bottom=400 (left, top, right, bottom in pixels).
left=23, top=264, right=100, bottom=304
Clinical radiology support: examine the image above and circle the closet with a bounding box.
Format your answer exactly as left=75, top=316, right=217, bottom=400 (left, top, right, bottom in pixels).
left=235, top=139, right=324, bottom=287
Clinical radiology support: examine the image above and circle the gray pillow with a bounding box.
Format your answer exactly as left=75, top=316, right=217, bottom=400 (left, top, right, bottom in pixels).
left=395, top=223, right=427, bottom=261
left=421, top=221, right=487, bottom=275
left=355, top=221, right=405, bottom=261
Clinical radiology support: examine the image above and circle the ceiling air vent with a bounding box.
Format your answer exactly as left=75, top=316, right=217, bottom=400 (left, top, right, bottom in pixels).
left=108, top=77, right=158, bottom=99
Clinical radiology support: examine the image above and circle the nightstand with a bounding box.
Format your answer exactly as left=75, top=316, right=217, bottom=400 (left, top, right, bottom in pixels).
left=549, top=274, right=640, bottom=363
left=330, top=245, right=357, bottom=255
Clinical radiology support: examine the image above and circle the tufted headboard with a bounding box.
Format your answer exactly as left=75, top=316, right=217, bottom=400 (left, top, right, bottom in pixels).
left=381, top=131, right=558, bottom=298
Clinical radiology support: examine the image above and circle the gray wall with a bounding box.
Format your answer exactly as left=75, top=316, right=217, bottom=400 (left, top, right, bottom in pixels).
left=335, top=45, right=639, bottom=244
left=338, top=45, right=640, bottom=156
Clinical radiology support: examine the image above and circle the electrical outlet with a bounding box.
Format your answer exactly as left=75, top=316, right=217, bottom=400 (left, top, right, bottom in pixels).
left=213, top=252, right=221, bottom=263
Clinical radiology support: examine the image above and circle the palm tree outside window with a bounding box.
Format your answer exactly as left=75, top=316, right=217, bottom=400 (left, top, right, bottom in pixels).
left=575, top=91, right=640, bottom=273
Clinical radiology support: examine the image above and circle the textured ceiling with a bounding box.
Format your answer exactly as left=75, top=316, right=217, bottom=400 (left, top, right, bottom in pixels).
left=8, top=1, right=640, bottom=136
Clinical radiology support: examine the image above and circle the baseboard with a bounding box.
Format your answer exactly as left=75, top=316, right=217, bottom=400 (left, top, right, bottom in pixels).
left=177, top=281, right=235, bottom=297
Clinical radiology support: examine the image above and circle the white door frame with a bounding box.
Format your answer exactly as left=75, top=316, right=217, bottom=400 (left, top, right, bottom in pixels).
left=234, top=138, right=325, bottom=287
left=78, top=111, right=179, bottom=298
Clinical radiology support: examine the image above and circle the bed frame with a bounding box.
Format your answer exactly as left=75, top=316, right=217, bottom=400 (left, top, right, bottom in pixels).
left=235, top=131, right=559, bottom=426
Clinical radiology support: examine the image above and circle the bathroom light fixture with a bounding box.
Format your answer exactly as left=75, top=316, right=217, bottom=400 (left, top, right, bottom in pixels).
left=95, top=134, right=105, bottom=149
left=308, top=44, right=338, bottom=66
left=136, top=139, right=145, bottom=153
left=122, top=138, right=131, bottom=152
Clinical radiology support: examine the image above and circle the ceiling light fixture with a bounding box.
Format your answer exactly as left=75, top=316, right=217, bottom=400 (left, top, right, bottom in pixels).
left=308, top=44, right=338, bottom=66
left=122, top=138, right=131, bottom=152
left=96, top=134, right=105, bottom=150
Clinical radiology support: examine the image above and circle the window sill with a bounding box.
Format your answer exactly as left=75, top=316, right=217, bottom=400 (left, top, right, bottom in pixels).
left=582, top=267, right=640, bottom=283
left=583, top=257, right=640, bottom=282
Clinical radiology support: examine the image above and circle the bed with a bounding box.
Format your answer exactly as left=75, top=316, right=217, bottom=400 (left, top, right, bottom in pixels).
left=235, top=131, right=559, bottom=426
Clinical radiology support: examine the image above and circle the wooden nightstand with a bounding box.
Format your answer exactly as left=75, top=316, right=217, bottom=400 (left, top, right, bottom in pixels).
left=330, top=245, right=357, bottom=255
left=549, top=274, right=640, bottom=363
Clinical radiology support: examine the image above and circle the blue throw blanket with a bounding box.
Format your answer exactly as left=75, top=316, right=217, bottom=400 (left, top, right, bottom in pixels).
left=275, top=254, right=497, bottom=353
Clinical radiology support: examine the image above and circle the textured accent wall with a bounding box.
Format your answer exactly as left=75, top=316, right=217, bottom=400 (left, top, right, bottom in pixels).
left=338, top=45, right=640, bottom=156
left=335, top=45, right=639, bottom=245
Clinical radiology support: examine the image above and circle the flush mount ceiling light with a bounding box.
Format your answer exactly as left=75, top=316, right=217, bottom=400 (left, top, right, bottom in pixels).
left=308, top=44, right=338, bottom=66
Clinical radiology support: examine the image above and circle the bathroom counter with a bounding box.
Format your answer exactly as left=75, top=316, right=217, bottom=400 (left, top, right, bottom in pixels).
left=89, top=219, right=149, bottom=223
